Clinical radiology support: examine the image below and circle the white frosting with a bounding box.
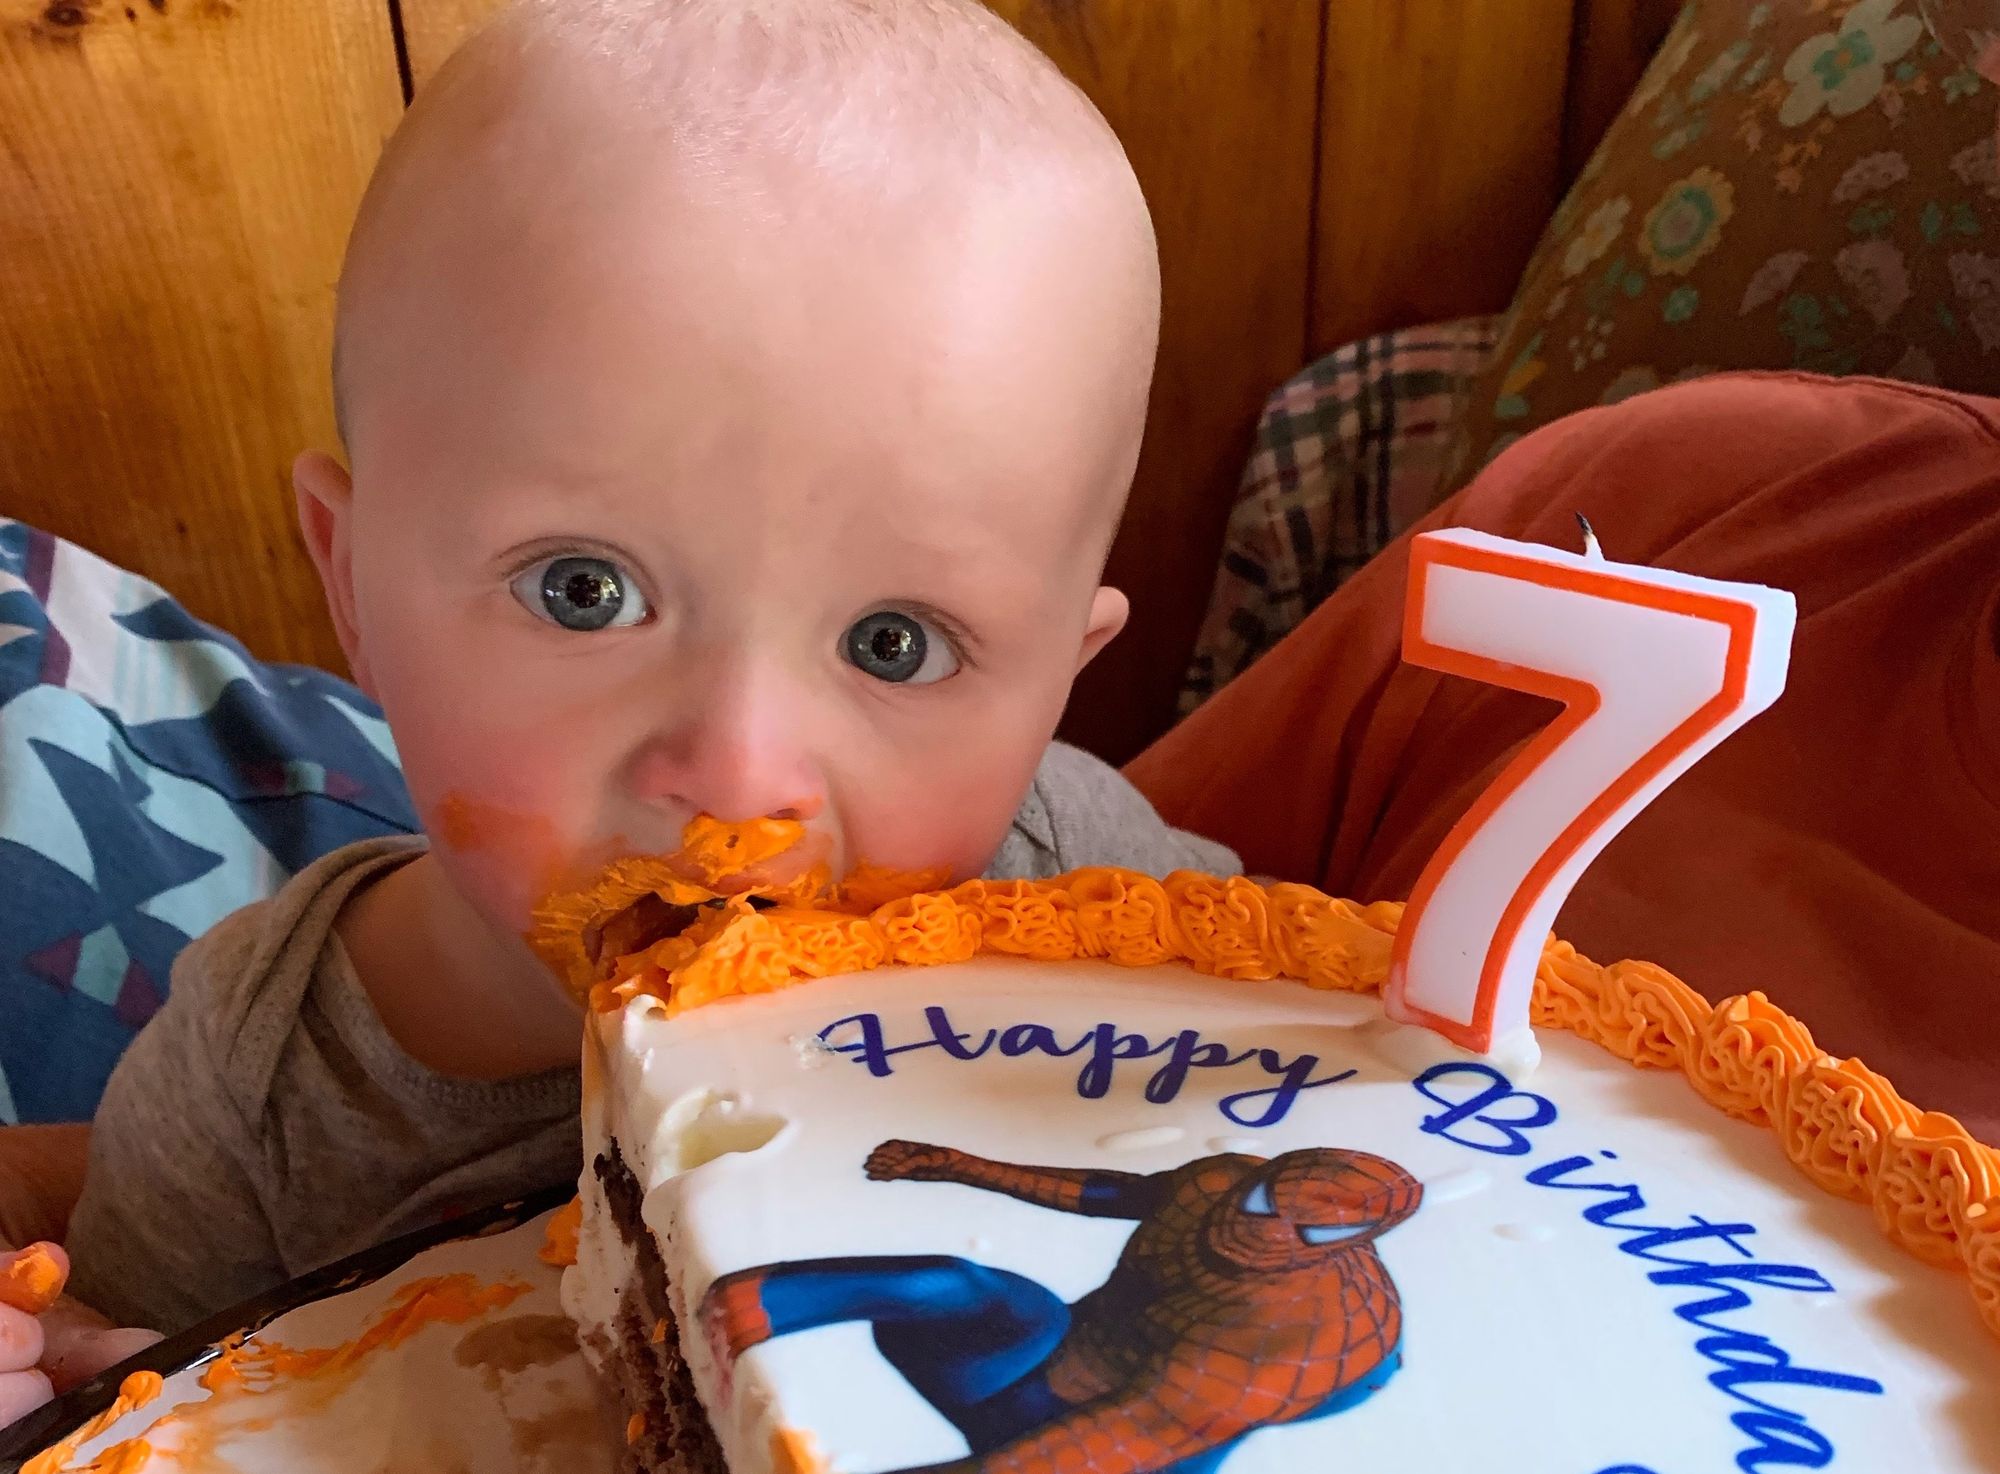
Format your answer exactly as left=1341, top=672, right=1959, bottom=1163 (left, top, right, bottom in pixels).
left=567, top=958, right=1998, bottom=1474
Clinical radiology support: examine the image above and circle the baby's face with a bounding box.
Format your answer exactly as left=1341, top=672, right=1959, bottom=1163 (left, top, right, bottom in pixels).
left=309, top=150, right=1148, bottom=934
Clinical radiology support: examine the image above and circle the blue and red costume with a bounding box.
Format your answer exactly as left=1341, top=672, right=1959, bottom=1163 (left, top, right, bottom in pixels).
left=700, top=1138, right=1422, bottom=1473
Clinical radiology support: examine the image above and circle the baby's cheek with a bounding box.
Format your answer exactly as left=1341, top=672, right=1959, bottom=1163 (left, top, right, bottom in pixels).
left=843, top=748, right=1043, bottom=881
left=426, top=792, right=581, bottom=924
left=372, top=640, right=624, bottom=886
left=398, top=730, right=615, bottom=929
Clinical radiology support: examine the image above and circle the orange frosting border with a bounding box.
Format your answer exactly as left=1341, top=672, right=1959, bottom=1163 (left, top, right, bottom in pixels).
left=564, top=864, right=2000, bottom=1345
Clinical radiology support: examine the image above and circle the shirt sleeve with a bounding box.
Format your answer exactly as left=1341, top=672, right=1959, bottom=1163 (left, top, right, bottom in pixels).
left=64, top=916, right=288, bottom=1334
left=991, top=741, right=1242, bottom=880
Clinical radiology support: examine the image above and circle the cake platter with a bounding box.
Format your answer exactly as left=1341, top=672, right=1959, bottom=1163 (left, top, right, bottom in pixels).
left=0, top=1186, right=619, bottom=1474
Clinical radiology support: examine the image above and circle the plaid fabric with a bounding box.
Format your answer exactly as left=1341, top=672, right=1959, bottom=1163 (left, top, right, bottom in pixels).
left=1178, top=318, right=1499, bottom=715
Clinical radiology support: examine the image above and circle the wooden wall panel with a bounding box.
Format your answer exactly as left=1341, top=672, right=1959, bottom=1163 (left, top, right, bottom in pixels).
left=1311, top=0, right=1576, bottom=355
left=0, top=0, right=403, bottom=673
left=990, top=0, right=1323, bottom=763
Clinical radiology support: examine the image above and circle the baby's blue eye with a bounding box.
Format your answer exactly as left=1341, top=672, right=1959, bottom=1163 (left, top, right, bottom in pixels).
left=843, top=611, right=960, bottom=685
left=511, top=555, right=651, bottom=632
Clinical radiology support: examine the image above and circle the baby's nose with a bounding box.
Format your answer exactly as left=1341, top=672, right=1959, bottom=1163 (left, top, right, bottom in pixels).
left=625, top=671, right=824, bottom=827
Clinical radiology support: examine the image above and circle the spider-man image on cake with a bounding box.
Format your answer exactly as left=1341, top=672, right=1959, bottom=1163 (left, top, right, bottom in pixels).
left=700, top=1137, right=1423, bottom=1473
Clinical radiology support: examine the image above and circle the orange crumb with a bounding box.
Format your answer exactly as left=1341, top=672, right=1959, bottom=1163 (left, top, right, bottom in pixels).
left=771, top=1426, right=829, bottom=1474
left=649, top=1318, right=668, bottom=1345
left=626, top=1412, right=647, bottom=1446
left=0, top=1242, right=66, bottom=1315
left=538, top=1197, right=582, bottom=1268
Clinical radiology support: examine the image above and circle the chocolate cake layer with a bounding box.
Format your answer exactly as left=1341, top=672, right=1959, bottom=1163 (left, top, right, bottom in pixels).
left=595, top=1147, right=728, bottom=1474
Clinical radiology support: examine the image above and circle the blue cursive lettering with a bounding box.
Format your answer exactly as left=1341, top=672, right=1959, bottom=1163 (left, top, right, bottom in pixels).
left=1413, top=1062, right=1558, bottom=1155
left=1415, top=1075, right=1884, bottom=1472
left=817, top=1004, right=1352, bottom=1126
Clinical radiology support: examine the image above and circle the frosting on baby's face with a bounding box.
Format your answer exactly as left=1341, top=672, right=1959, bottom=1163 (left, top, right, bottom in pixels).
left=296, top=9, right=1157, bottom=944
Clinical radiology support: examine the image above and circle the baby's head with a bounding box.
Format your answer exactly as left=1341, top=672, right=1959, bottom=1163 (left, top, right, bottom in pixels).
left=295, top=0, right=1159, bottom=934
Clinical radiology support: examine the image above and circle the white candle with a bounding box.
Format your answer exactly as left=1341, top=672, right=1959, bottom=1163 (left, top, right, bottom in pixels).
left=1383, top=526, right=1796, bottom=1058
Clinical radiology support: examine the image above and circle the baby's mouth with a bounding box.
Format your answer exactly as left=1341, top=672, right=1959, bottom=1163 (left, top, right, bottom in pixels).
left=580, top=890, right=707, bottom=974
left=530, top=814, right=950, bottom=1014
left=580, top=889, right=782, bottom=974
left=530, top=814, right=826, bottom=1001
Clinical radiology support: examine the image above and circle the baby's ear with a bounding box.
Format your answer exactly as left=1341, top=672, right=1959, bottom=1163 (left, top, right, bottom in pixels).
left=292, top=450, right=377, bottom=698
left=1075, top=586, right=1129, bottom=674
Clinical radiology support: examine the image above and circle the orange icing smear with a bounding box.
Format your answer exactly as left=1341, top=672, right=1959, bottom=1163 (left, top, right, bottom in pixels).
left=0, top=1242, right=67, bottom=1315
left=771, top=1425, right=831, bottom=1474
left=539, top=1196, right=582, bottom=1268
left=556, top=863, right=2000, bottom=1344
left=28, top=1276, right=532, bottom=1473
left=677, top=815, right=808, bottom=887
left=20, top=1372, right=163, bottom=1474
left=241, top=1274, right=531, bottom=1383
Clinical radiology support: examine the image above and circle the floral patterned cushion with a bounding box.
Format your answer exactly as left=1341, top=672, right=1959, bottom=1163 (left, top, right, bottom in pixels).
left=1445, top=0, right=2000, bottom=483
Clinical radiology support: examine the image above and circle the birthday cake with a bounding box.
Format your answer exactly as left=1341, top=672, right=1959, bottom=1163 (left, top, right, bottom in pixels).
left=535, top=862, right=1998, bottom=1474
left=535, top=532, right=2000, bottom=1474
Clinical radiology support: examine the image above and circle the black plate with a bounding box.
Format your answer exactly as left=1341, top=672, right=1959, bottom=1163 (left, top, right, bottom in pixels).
left=0, top=1184, right=573, bottom=1472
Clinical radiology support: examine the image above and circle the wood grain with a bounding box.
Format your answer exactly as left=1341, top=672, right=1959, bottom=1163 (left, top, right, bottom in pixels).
left=958, top=0, right=1325, bottom=763
left=0, top=0, right=403, bottom=673
left=1311, top=0, right=1577, bottom=355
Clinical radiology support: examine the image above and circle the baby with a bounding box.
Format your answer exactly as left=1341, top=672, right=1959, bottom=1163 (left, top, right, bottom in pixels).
left=0, top=0, right=1235, bottom=1423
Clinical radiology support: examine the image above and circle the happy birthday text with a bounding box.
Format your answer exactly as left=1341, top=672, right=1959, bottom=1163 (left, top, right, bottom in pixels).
left=1413, top=1062, right=1885, bottom=1474
left=816, top=1004, right=1356, bottom=1128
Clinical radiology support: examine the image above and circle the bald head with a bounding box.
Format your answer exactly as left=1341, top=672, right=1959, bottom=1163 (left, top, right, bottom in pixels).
left=331, top=0, right=1156, bottom=456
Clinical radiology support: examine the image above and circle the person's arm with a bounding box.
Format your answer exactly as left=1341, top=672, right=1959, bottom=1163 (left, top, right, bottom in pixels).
left=865, top=1139, right=1169, bottom=1219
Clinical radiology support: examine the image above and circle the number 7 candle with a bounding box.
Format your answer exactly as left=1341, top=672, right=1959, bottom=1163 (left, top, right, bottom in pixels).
left=1383, top=525, right=1797, bottom=1060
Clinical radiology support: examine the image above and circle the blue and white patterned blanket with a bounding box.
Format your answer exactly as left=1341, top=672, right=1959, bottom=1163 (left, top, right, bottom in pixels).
left=0, top=521, right=416, bottom=1123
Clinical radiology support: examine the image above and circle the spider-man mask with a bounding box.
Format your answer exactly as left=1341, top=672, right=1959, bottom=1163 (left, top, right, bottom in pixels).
left=1205, top=1149, right=1423, bottom=1272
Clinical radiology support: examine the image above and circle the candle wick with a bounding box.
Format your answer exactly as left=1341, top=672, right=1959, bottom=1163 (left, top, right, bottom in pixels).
left=1575, top=513, right=1605, bottom=562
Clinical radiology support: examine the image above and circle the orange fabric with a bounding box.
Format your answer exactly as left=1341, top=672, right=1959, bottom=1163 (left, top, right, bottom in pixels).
left=1129, top=373, right=2000, bottom=1142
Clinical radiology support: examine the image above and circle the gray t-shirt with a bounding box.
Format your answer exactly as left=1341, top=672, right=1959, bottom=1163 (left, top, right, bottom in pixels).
left=67, top=741, right=1236, bottom=1332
